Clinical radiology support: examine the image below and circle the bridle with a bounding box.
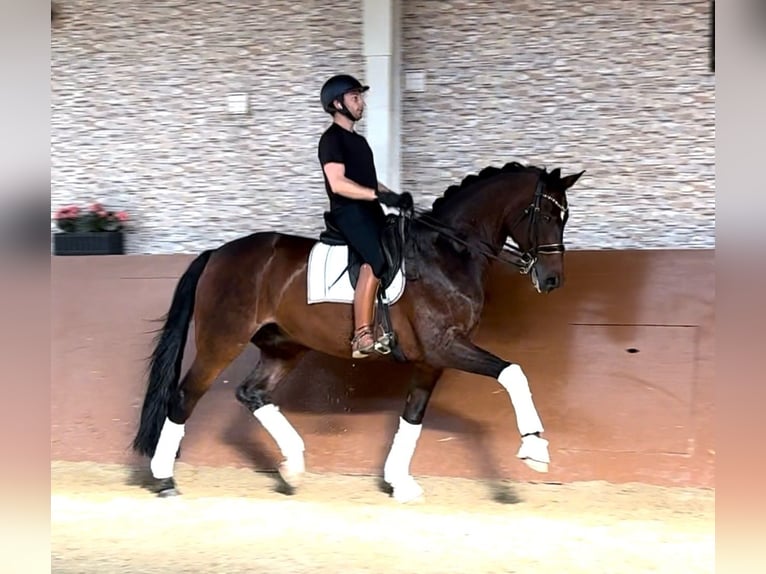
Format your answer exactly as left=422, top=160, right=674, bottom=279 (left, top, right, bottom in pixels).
left=501, top=178, right=568, bottom=274
left=408, top=175, right=568, bottom=275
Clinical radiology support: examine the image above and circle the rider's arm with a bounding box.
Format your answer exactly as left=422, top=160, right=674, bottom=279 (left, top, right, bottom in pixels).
left=377, top=181, right=392, bottom=194
left=323, top=162, right=377, bottom=201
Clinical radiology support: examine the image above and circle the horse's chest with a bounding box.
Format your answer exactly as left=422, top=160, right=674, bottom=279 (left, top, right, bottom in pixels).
left=416, top=281, right=483, bottom=330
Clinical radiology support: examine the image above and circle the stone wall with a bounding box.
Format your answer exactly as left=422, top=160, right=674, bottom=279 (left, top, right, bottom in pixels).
left=400, top=0, right=715, bottom=249
left=51, top=0, right=714, bottom=253
left=51, top=0, right=364, bottom=253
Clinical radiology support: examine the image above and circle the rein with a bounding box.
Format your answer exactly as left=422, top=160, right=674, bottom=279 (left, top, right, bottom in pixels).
left=403, top=177, right=568, bottom=275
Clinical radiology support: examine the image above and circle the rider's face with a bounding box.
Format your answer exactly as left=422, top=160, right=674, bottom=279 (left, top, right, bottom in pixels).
left=340, top=90, right=365, bottom=120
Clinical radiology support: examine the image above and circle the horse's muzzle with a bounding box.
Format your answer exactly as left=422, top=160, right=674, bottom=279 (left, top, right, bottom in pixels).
left=543, top=274, right=561, bottom=292
left=531, top=266, right=562, bottom=294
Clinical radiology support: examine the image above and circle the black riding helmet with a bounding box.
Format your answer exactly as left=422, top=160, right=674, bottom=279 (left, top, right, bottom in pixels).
left=320, top=74, right=369, bottom=121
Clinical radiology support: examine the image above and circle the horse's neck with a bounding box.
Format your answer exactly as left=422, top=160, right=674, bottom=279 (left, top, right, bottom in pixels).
left=412, top=179, right=525, bottom=291
left=437, top=179, right=527, bottom=252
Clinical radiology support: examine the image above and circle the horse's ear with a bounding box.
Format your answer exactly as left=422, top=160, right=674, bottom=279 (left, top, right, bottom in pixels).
left=550, top=168, right=561, bottom=180
left=561, top=170, right=585, bottom=189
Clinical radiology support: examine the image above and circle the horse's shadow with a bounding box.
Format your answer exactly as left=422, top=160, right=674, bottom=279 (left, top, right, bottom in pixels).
left=124, top=454, right=298, bottom=497
left=216, top=350, right=521, bottom=504
left=125, top=464, right=155, bottom=491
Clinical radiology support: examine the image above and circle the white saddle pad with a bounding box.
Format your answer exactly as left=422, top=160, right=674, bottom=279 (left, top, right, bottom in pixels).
left=307, top=242, right=406, bottom=305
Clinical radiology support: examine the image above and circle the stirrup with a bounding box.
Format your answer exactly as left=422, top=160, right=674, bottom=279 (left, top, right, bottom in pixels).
left=351, top=325, right=375, bottom=358
left=373, top=324, right=392, bottom=355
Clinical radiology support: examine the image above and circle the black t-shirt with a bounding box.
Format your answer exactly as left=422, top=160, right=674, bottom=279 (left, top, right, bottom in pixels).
left=317, top=123, right=379, bottom=212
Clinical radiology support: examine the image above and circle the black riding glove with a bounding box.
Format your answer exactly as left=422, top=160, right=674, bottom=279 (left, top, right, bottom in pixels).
left=377, top=189, right=414, bottom=212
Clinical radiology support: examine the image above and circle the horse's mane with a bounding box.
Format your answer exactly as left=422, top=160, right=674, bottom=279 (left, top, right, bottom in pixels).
left=418, top=161, right=546, bottom=219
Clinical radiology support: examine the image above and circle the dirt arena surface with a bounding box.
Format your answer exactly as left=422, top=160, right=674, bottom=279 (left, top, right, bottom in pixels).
left=52, top=460, right=714, bottom=574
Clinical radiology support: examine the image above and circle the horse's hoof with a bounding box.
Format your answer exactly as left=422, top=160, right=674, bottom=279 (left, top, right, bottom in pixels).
left=517, top=434, right=550, bottom=473
left=389, top=476, right=424, bottom=504
left=157, top=487, right=180, bottom=498
left=521, top=458, right=549, bottom=473
left=155, top=477, right=180, bottom=497
left=278, top=460, right=305, bottom=489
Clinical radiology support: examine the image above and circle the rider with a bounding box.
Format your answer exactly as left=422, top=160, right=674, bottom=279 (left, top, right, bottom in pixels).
left=317, top=73, right=413, bottom=359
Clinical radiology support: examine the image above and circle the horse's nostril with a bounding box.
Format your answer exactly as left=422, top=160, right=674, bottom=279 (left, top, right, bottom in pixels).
left=545, top=276, right=560, bottom=288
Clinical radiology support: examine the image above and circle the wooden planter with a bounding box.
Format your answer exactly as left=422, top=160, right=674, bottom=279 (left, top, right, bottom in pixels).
left=52, top=231, right=125, bottom=256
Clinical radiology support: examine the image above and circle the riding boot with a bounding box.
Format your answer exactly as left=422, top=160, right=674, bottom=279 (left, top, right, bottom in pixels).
left=351, top=264, right=379, bottom=358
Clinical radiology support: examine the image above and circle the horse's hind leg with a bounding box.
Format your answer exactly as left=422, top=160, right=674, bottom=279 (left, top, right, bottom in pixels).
left=383, top=364, right=442, bottom=503
left=235, top=327, right=308, bottom=489
left=151, top=344, right=244, bottom=497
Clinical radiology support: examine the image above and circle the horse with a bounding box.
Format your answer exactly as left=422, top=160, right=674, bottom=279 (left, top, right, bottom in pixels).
left=131, top=161, right=585, bottom=503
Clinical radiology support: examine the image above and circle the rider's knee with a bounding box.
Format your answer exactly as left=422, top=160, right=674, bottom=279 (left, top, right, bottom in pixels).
left=360, top=263, right=378, bottom=278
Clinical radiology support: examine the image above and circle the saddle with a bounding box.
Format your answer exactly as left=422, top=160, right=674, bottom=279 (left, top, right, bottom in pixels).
left=319, top=210, right=410, bottom=362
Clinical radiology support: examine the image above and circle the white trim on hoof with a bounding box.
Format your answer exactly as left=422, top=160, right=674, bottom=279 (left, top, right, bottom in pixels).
left=150, top=418, right=185, bottom=479
left=253, top=404, right=306, bottom=488
left=517, top=434, right=550, bottom=473
left=383, top=417, right=423, bottom=502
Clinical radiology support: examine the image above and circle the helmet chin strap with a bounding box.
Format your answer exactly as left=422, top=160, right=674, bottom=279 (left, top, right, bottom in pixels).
left=334, top=100, right=359, bottom=123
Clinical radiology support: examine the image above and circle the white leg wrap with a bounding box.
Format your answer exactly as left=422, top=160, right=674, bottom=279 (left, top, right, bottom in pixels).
left=253, top=404, right=305, bottom=456
left=498, top=364, right=550, bottom=472
left=150, top=418, right=185, bottom=479
left=383, top=417, right=424, bottom=502
left=498, top=364, right=544, bottom=436
left=253, top=404, right=305, bottom=482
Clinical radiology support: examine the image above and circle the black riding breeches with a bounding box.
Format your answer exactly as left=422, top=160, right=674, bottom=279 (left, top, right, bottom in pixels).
left=331, top=203, right=387, bottom=279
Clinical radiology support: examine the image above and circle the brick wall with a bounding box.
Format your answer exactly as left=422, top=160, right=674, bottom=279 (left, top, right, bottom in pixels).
left=400, top=0, right=714, bottom=249
left=52, top=0, right=714, bottom=253
left=51, top=0, right=364, bottom=253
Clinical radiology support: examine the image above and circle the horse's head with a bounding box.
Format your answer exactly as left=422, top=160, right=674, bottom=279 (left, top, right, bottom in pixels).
left=417, top=162, right=585, bottom=293
left=504, top=168, right=585, bottom=294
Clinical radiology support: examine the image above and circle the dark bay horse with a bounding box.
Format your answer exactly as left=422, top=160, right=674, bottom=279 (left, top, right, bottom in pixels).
left=132, top=161, right=585, bottom=503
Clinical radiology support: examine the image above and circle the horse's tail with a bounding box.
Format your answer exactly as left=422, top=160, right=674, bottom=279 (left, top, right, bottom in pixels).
left=131, top=249, right=214, bottom=457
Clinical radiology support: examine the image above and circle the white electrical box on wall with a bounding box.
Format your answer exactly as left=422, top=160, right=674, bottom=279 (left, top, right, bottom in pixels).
left=405, top=70, right=426, bottom=92
left=226, top=93, right=250, bottom=115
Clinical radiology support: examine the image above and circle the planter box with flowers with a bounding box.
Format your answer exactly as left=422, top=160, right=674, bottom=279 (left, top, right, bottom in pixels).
left=52, top=202, right=130, bottom=256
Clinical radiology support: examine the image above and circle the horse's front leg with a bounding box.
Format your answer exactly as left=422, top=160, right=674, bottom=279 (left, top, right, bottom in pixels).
left=383, top=364, right=442, bottom=503
left=432, top=338, right=550, bottom=473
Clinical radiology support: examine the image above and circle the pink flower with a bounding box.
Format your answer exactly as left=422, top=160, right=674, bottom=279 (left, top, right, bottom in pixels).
left=55, top=206, right=77, bottom=219
left=53, top=202, right=130, bottom=231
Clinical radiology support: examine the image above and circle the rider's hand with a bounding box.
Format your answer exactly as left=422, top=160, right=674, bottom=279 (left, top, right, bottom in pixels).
left=396, top=192, right=414, bottom=212
left=377, top=189, right=414, bottom=212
